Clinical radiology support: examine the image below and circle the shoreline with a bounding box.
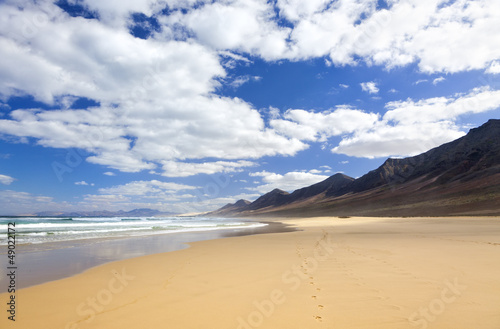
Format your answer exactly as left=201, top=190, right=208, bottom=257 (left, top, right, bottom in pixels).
left=1, top=216, right=499, bottom=328
left=0, top=220, right=294, bottom=291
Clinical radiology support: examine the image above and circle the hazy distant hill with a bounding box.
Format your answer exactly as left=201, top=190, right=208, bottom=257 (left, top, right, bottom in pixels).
left=210, top=119, right=500, bottom=217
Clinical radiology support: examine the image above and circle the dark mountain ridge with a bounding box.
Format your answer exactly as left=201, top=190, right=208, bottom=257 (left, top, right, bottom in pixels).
left=246, top=189, right=290, bottom=211
left=210, top=119, right=500, bottom=217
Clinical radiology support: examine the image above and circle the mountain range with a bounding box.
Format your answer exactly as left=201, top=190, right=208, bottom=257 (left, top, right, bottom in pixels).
left=210, top=119, right=500, bottom=217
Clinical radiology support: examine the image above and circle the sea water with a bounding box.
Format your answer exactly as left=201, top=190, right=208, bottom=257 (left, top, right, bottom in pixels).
left=0, top=216, right=266, bottom=245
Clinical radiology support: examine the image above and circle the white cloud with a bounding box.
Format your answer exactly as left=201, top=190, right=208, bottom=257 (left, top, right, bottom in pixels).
left=0, top=189, right=55, bottom=215
left=249, top=170, right=329, bottom=193
left=0, top=1, right=308, bottom=176
left=74, top=0, right=171, bottom=27
left=414, top=79, right=428, bottom=85
left=276, top=0, right=331, bottom=22
left=163, top=0, right=290, bottom=60
left=0, top=174, right=15, bottom=185
left=83, top=194, right=130, bottom=203
left=433, top=76, right=446, bottom=85
left=486, top=61, right=500, bottom=74
left=271, top=106, right=379, bottom=142
left=267, top=86, right=500, bottom=159
left=384, top=87, right=500, bottom=125
left=161, top=160, right=256, bottom=177
left=228, top=75, right=261, bottom=88
left=219, top=50, right=252, bottom=65
left=339, top=84, right=349, bottom=89
left=268, top=106, right=281, bottom=120
left=79, top=179, right=203, bottom=212
left=228, top=192, right=261, bottom=202
left=103, top=172, right=116, bottom=176
left=229, top=76, right=251, bottom=88
left=156, top=0, right=500, bottom=73
left=0, top=2, right=224, bottom=104
left=98, top=180, right=197, bottom=196
left=332, top=86, right=500, bottom=158
left=0, top=180, right=216, bottom=215
left=360, top=81, right=379, bottom=94
left=75, top=181, right=89, bottom=186
left=332, top=121, right=465, bottom=158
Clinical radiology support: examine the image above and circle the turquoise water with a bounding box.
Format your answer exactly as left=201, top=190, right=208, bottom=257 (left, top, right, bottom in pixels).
left=0, top=216, right=266, bottom=245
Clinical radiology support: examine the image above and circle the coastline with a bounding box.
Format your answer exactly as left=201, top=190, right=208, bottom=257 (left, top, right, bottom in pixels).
left=0, top=220, right=293, bottom=291
left=1, top=216, right=500, bottom=328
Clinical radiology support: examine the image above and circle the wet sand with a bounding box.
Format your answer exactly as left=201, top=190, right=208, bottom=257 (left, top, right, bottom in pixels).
left=0, top=221, right=293, bottom=290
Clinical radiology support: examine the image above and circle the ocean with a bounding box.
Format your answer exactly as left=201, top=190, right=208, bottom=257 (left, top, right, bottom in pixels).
left=0, top=216, right=267, bottom=246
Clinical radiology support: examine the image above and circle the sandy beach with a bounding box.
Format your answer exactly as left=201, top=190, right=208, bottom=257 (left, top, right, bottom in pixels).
left=2, top=216, right=500, bottom=328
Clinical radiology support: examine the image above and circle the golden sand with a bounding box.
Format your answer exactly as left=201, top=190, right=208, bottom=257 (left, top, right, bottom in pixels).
left=1, top=217, right=500, bottom=328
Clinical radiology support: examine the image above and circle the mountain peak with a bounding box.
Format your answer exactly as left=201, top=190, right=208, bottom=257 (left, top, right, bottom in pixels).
left=246, top=188, right=290, bottom=211
left=234, top=199, right=251, bottom=207
left=269, top=188, right=290, bottom=195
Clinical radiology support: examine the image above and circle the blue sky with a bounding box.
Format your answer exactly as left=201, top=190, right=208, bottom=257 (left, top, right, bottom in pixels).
left=0, top=0, right=499, bottom=215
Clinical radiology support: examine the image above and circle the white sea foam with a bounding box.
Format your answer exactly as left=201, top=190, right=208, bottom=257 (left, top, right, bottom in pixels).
left=0, top=217, right=266, bottom=245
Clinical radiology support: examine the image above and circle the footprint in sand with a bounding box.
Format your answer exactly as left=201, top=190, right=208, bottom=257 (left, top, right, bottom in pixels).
left=318, top=305, right=324, bottom=309
left=311, top=295, right=317, bottom=299
left=313, top=315, right=323, bottom=322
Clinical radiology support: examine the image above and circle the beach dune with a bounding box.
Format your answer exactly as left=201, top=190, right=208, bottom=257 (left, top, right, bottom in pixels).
left=1, top=216, right=500, bottom=328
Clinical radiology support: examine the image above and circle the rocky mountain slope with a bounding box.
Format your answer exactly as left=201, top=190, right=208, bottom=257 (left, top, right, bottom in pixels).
left=211, top=119, right=500, bottom=217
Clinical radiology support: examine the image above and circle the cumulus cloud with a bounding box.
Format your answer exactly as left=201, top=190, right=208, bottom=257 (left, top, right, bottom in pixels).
left=99, top=180, right=197, bottom=196
left=332, top=120, right=465, bottom=158
left=249, top=170, right=329, bottom=193
left=332, top=87, right=500, bottom=158
left=267, top=86, right=500, bottom=159
left=0, top=174, right=15, bottom=185
left=271, top=106, right=379, bottom=142
left=0, top=1, right=308, bottom=177
left=162, top=0, right=290, bottom=60
left=384, top=87, right=500, bottom=125
left=155, top=0, right=500, bottom=73
left=75, top=181, right=90, bottom=186
left=161, top=160, right=256, bottom=177
left=360, top=81, right=379, bottom=94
